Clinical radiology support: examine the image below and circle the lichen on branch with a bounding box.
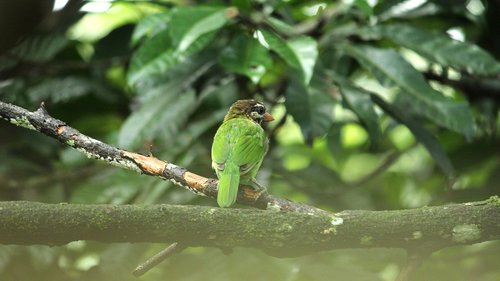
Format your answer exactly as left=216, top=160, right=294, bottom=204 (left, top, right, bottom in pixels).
left=0, top=101, right=323, bottom=214
left=0, top=200, right=498, bottom=256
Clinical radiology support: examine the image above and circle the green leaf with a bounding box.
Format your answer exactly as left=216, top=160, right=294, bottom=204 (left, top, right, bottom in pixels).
left=0, top=79, right=27, bottom=105
left=285, top=78, right=334, bottom=143
left=128, top=29, right=174, bottom=85
left=219, top=34, right=273, bottom=83
left=170, top=109, right=227, bottom=157
left=71, top=170, right=144, bottom=204
left=158, top=79, right=235, bottom=157
left=231, top=0, right=252, bottom=13
left=371, top=94, right=455, bottom=182
left=260, top=30, right=318, bottom=85
left=286, top=79, right=312, bottom=141
left=266, top=17, right=296, bottom=35
left=27, top=77, right=93, bottom=103
left=118, top=88, right=197, bottom=149
left=69, top=2, right=162, bottom=42
left=374, top=0, right=442, bottom=20
left=287, top=37, right=318, bottom=85
left=367, top=24, right=500, bottom=76
left=128, top=8, right=223, bottom=86
left=169, top=6, right=235, bottom=53
left=131, top=12, right=170, bottom=46
left=345, top=45, right=474, bottom=138
left=310, top=87, right=335, bottom=138
left=11, top=33, right=67, bottom=62
left=334, top=77, right=382, bottom=145
left=0, top=56, right=17, bottom=72
left=354, top=0, right=374, bottom=16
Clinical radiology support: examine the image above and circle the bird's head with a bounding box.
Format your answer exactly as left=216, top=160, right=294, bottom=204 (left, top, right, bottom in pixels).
left=224, top=99, right=274, bottom=124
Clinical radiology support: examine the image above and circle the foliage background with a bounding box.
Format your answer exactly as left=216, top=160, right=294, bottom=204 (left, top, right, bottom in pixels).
left=0, top=0, right=499, bottom=280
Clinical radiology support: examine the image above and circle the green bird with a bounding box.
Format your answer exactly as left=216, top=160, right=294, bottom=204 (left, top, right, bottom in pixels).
left=211, top=99, right=274, bottom=207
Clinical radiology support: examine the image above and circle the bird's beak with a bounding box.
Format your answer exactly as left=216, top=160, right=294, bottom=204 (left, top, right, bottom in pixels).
left=263, top=112, right=274, bottom=122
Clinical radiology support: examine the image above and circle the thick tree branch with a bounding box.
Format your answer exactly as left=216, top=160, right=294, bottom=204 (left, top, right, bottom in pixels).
left=0, top=199, right=498, bottom=257
left=0, top=101, right=323, bottom=214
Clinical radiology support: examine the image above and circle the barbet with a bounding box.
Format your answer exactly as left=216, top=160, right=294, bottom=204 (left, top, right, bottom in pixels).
left=211, top=100, right=274, bottom=207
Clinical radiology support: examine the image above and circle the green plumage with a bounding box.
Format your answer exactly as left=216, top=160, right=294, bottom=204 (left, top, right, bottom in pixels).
left=211, top=100, right=271, bottom=207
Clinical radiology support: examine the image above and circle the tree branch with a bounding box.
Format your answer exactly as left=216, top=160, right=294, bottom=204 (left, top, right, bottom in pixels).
left=0, top=199, right=498, bottom=257
left=0, top=101, right=323, bottom=214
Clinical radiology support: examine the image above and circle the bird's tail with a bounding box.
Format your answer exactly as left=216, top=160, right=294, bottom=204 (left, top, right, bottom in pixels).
left=217, top=161, right=240, bottom=208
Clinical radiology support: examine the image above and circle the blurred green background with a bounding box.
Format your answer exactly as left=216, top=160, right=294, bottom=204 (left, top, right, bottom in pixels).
left=0, top=0, right=499, bottom=280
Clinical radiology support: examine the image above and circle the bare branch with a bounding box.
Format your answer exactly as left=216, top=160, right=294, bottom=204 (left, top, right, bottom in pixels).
left=133, top=242, right=185, bottom=277
left=0, top=101, right=324, bottom=214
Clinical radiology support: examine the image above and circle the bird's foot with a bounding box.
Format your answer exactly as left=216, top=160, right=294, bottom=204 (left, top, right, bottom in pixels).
left=250, top=179, right=267, bottom=193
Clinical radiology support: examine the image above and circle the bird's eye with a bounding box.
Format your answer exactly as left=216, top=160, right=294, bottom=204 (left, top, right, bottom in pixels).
left=254, top=106, right=265, bottom=115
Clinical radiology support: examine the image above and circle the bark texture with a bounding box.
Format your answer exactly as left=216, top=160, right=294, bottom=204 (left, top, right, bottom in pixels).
left=0, top=199, right=498, bottom=256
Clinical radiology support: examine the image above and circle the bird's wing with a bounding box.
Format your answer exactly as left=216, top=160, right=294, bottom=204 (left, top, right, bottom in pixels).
left=211, top=118, right=266, bottom=170
left=211, top=121, right=232, bottom=169
left=231, top=120, right=266, bottom=168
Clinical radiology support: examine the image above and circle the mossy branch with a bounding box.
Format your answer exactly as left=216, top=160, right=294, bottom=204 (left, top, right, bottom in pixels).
left=0, top=200, right=498, bottom=257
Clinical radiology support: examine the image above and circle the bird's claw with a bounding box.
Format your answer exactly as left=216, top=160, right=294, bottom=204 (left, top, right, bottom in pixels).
left=251, top=179, right=267, bottom=193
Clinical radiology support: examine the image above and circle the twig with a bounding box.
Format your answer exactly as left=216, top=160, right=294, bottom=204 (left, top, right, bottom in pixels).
left=395, top=250, right=431, bottom=281
left=352, top=142, right=419, bottom=186
left=352, top=150, right=402, bottom=186
left=0, top=101, right=325, bottom=214
left=133, top=242, right=185, bottom=277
